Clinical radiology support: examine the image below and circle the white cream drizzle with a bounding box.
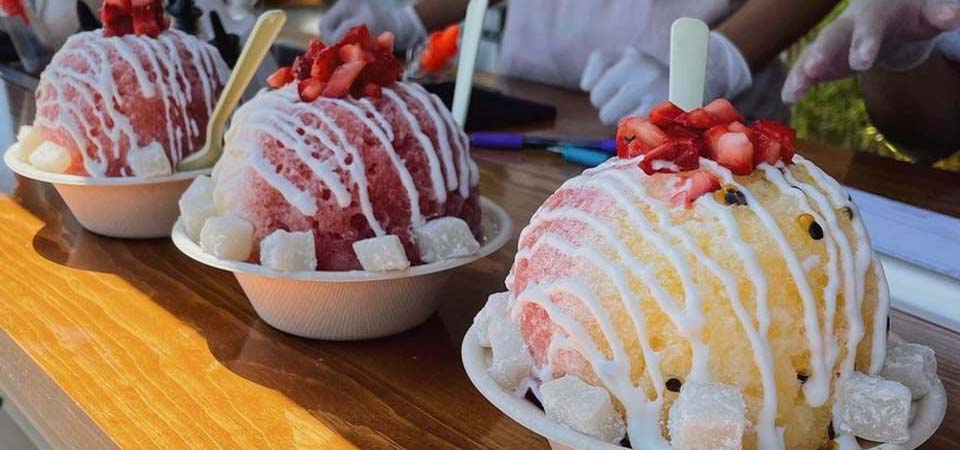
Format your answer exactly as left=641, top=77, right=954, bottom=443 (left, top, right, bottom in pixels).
left=34, top=29, right=228, bottom=176
left=507, top=155, right=887, bottom=449
left=218, top=81, right=476, bottom=235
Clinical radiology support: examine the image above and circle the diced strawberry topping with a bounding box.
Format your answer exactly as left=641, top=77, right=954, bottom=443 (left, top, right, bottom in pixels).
left=421, top=24, right=460, bottom=72
left=616, top=117, right=669, bottom=158
left=267, top=67, right=294, bottom=89
left=321, top=61, right=367, bottom=99
left=268, top=25, right=402, bottom=100
left=675, top=108, right=719, bottom=130
left=752, top=119, right=797, bottom=163
left=298, top=77, right=327, bottom=103
left=0, top=0, right=29, bottom=24
left=672, top=172, right=722, bottom=207
left=649, top=101, right=684, bottom=128
left=617, top=99, right=798, bottom=176
left=377, top=32, right=395, bottom=53
left=704, top=98, right=744, bottom=124
left=715, top=132, right=754, bottom=175
left=101, top=0, right=167, bottom=38
left=638, top=139, right=702, bottom=175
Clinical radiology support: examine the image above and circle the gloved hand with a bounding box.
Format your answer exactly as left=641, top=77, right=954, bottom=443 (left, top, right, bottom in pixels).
left=782, top=0, right=960, bottom=103
left=580, top=32, right=752, bottom=125
left=320, top=0, right=427, bottom=52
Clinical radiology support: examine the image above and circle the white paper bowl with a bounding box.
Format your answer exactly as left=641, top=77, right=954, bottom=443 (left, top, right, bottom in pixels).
left=171, top=196, right=513, bottom=340
left=462, top=324, right=947, bottom=450
left=4, top=143, right=210, bottom=239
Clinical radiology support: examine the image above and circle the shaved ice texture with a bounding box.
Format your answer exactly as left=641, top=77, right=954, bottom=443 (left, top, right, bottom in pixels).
left=212, top=81, right=480, bottom=271
left=32, top=29, right=228, bottom=176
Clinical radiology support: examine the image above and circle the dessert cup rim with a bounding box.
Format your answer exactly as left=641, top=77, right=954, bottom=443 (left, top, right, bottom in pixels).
left=461, top=325, right=947, bottom=450
left=4, top=143, right=211, bottom=186
left=171, top=196, right=513, bottom=282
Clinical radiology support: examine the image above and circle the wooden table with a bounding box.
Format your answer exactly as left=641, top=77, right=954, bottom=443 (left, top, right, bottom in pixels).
left=0, top=73, right=958, bottom=450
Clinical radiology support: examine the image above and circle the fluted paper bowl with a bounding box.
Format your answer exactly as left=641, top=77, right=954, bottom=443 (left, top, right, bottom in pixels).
left=461, top=325, right=947, bottom=450
left=5, top=143, right=210, bottom=239
left=172, top=196, right=513, bottom=340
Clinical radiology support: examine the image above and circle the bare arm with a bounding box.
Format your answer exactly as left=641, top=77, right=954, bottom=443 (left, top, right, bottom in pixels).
left=860, top=55, right=960, bottom=162
left=717, top=0, right=840, bottom=70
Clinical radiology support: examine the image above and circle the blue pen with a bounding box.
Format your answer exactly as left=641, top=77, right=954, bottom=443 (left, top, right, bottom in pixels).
left=470, top=132, right=617, bottom=154
left=547, top=146, right=612, bottom=168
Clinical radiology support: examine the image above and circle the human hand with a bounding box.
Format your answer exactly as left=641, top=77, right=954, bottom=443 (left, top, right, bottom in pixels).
left=320, top=0, right=426, bottom=52
left=580, top=33, right=751, bottom=125
left=782, top=0, right=960, bottom=103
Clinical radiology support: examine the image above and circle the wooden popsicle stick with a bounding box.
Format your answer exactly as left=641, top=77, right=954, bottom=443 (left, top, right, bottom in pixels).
left=451, top=0, right=489, bottom=127
left=178, top=10, right=287, bottom=171
left=668, top=18, right=710, bottom=112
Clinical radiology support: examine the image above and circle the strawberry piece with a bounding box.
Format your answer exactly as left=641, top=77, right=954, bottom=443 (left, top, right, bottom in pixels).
left=341, top=24, right=379, bottom=51
left=727, top=121, right=750, bottom=133
left=638, top=139, right=702, bottom=175
left=437, top=24, right=460, bottom=55
left=0, top=0, right=29, bottom=24
left=377, top=32, right=395, bottom=53
left=298, top=78, right=327, bottom=102
left=616, top=117, right=669, bottom=158
left=359, top=52, right=402, bottom=85
left=360, top=82, right=382, bottom=98
left=131, top=0, right=165, bottom=37
left=101, top=0, right=133, bottom=37
left=672, top=172, right=721, bottom=207
left=752, top=119, right=797, bottom=163
left=703, top=98, right=744, bottom=124
left=715, top=132, right=754, bottom=175
left=338, top=44, right=365, bottom=64
left=675, top=108, right=719, bottom=130
left=322, top=61, right=367, bottom=98
left=702, top=124, right=728, bottom=160
left=751, top=133, right=781, bottom=165
left=267, top=66, right=294, bottom=89
left=662, top=124, right=698, bottom=140
left=310, top=47, right=338, bottom=81
left=649, top=101, right=684, bottom=127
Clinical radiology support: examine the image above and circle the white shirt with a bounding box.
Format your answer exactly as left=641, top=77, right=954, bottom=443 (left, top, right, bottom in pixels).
left=497, top=0, right=789, bottom=121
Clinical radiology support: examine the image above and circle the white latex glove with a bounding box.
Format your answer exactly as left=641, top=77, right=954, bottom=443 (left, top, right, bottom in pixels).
left=782, top=0, right=960, bottom=103
left=581, top=32, right=752, bottom=125
left=320, top=0, right=427, bottom=52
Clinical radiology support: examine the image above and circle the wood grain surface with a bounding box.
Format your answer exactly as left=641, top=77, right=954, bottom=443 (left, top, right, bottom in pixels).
left=0, top=74, right=958, bottom=450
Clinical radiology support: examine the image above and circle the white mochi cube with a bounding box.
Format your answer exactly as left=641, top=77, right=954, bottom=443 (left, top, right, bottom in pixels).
left=128, top=142, right=172, bottom=177
left=17, top=126, right=43, bottom=159
left=880, top=343, right=937, bottom=399
left=474, top=292, right=510, bottom=347
left=487, top=318, right=533, bottom=390
left=836, top=372, right=911, bottom=444
left=179, top=175, right=217, bottom=241
left=200, top=215, right=254, bottom=261
left=668, top=383, right=747, bottom=450
left=28, top=141, right=72, bottom=173
left=540, top=375, right=626, bottom=444
left=353, top=235, right=410, bottom=272
left=414, top=217, right=480, bottom=263
left=260, top=229, right=317, bottom=272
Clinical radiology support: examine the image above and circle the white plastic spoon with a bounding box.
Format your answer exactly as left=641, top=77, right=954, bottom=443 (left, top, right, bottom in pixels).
left=668, top=18, right=710, bottom=112
left=451, top=0, right=489, bottom=127
left=178, top=10, right=287, bottom=171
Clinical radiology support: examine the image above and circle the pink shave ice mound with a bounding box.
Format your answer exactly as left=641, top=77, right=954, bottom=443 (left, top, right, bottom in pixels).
left=211, top=26, right=480, bottom=270
left=29, top=0, right=228, bottom=176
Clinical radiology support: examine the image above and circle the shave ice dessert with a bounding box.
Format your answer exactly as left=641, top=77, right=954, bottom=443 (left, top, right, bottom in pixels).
left=11, top=0, right=228, bottom=177
left=179, top=26, right=481, bottom=272
left=473, top=99, right=940, bottom=450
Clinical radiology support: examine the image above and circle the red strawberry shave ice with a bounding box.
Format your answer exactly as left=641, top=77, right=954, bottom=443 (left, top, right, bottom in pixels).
left=29, top=0, right=228, bottom=176
left=212, top=28, right=480, bottom=271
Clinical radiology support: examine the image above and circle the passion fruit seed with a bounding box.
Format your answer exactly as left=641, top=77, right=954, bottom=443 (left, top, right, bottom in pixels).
left=715, top=185, right=747, bottom=206
left=797, top=214, right=824, bottom=240
left=840, top=206, right=853, bottom=220
left=797, top=372, right=809, bottom=384
left=666, top=378, right=683, bottom=393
